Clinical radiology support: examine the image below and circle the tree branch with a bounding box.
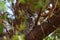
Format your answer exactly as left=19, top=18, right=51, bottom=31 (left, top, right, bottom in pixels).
left=25, top=6, right=60, bottom=40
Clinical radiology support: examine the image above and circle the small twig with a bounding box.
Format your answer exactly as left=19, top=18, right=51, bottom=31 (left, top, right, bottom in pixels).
left=35, top=8, right=42, bottom=26
left=47, top=0, right=58, bottom=19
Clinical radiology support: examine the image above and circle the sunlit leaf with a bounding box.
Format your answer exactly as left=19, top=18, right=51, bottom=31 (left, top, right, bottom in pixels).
left=19, top=0, right=25, bottom=4
left=47, top=37, right=52, bottom=40
left=0, top=1, right=6, bottom=11
left=20, top=23, right=26, bottom=31
left=12, top=35, right=19, bottom=40
left=18, top=33, right=25, bottom=40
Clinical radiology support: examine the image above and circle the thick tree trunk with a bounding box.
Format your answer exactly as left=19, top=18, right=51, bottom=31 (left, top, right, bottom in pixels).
left=25, top=7, right=60, bottom=40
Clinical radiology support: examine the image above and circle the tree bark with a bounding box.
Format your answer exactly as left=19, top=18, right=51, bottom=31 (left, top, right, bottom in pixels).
left=25, top=7, right=60, bottom=40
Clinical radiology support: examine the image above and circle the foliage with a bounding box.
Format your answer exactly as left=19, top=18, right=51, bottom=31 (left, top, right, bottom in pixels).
left=0, top=1, right=6, bottom=11
left=12, top=35, right=19, bottom=40
left=18, top=33, right=25, bottom=40
left=19, top=23, right=26, bottom=31
left=0, top=23, right=3, bottom=35
left=0, top=0, right=60, bottom=40
left=38, top=1, right=44, bottom=8
left=19, top=0, right=25, bottom=4
left=1, top=14, right=8, bottom=19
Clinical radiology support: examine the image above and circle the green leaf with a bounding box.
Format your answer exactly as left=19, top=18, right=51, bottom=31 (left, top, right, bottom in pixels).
left=47, top=37, right=52, bottom=40
left=0, top=1, right=6, bottom=11
left=23, top=16, right=27, bottom=23
left=18, top=10, right=23, bottom=15
left=2, top=14, right=8, bottom=19
left=31, top=4, right=38, bottom=10
left=57, top=33, right=60, bottom=38
left=38, top=0, right=47, bottom=10
left=45, top=0, right=49, bottom=4
left=8, top=0, right=11, bottom=2
left=18, top=33, right=25, bottom=40
left=20, top=23, right=26, bottom=31
left=34, top=5, right=38, bottom=10
left=19, top=0, right=25, bottom=4
left=38, top=1, right=44, bottom=8
left=12, top=35, right=19, bottom=40
left=0, top=23, right=3, bottom=35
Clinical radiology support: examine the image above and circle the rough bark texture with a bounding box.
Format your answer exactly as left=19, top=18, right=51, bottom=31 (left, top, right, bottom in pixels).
left=25, top=6, right=60, bottom=40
